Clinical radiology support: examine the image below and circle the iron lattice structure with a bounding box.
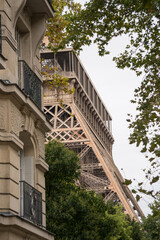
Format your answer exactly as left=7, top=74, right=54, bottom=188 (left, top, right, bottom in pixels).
left=42, top=49, right=144, bottom=219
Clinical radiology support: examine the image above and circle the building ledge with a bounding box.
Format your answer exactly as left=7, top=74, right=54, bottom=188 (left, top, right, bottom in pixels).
left=0, top=132, right=24, bottom=150
left=0, top=214, right=54, bottom=240
left=0, top=80, right=52, bottom=133
left=36, top=158, right=49, bottom=172
left=27, top=0, right=54, bottom=18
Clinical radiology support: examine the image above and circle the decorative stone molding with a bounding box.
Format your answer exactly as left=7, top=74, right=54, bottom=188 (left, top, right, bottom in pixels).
left=10, top=102, right=24, bottom=137
left=0, top=215, right=54, bottom=240
left=0, top=82, right=52, bottom=133
left=36, top=157, right=49, bottom=173
left=0, top=132, right=23, bottom=150
left=12, top=0, right=27, bottom=29
left=23, top=114, right=35, bottom=137
left=2, top=27, right=17, bottom=52
left=0, top=54, right=7, bottom=69
left=31, top=15, right=46, bottom=58
left=35, top=128, right=45, bottom=160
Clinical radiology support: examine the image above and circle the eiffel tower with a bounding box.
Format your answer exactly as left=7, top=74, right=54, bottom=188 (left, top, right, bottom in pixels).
left=41, top=49, right=144, bottom=219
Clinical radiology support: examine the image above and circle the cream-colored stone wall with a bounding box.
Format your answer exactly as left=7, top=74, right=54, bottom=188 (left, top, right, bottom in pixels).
left=0, top=0, right=54, bottom=238
left=0, top=94, right=49, bottom=221
left=0, top=0, right=50, bottom=83
left=0, top=150, right=19, bottom=215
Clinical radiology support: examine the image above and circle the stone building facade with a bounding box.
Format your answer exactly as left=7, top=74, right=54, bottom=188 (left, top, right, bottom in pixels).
left=0, top=0, right=54, bottom=239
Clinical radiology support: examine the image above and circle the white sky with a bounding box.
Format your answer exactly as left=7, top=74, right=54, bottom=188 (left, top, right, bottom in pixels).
left=79, top=37, right=152, bottom=215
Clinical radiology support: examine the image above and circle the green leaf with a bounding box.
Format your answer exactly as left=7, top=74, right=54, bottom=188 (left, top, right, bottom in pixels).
left=136, top=195, right=141, bottom=202
left=138, top=188, right=147, bottom=194
left=132, top=189, right=137, bottom=194
left=124, top=179, right=132, bottom=185
left=150, top=176, right=159, bottom=184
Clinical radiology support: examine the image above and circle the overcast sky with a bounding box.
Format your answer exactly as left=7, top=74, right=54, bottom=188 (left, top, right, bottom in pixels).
left=79, top=37, right=152, bottom=215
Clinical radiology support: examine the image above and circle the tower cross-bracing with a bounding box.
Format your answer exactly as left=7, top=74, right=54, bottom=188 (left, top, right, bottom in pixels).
left=41, top=49, right=144, bottom=220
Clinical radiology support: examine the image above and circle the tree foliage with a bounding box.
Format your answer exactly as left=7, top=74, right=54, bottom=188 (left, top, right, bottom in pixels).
left=45, top=141, right=143, bottom=240
left=46, top=0, right=81, bottom=52
left=46, top=0, right=160, bottom=198
left=45, top=141, right=80, bottom=193
left=143, top=197, right=160, bottom=240
left=42, top=64, right=74, bottom=105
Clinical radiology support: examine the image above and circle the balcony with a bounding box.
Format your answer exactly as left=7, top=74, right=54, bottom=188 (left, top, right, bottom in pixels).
left=27, top=0, right=54, bottom=17
left=20, top=181, right=42, bottom=226
left=18, top=60, right=42, bottom=109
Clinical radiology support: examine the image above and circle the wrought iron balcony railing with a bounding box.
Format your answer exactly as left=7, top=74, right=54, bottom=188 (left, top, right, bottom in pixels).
left=20, top=181, right=42, bottom=226
left=18, top=60, right=42, bottom=109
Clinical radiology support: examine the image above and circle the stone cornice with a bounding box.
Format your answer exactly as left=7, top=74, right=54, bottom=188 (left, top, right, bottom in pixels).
left=0, top=132, right=24, bottom=150
left=36, top=157, right=49, bottom=173
left=0, top=214, right=54, bottom=240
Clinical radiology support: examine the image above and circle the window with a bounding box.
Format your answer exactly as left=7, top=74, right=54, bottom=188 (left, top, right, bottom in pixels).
left=80, top=65, right=83, bottom=86
left=85, top=74, right=88, bottom=93
left=102, top=105, right=105, bottom=121
left=94, top=91, right=97, bottom=108
left=19, top=131, right=42, bottom=225
left=98, top=97, right=101, bottom=115
left=19, top=131, right=34, bottom=186
left=90, top=82, right=93, bottom=101
left=73, top=53, right=78, bottom=76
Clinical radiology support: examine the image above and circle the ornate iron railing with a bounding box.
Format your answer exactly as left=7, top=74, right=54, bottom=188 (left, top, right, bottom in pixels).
left=18, top=60, right=42, bottom=109
left=0, top=15, right=2, bottom=54
left=20, top=181, right=42, bottom=225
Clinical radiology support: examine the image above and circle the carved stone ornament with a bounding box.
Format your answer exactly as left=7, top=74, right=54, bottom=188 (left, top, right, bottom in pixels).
left=35, top=129, right=45, bottom=159
left=10, top=102, right=24, bottom=136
